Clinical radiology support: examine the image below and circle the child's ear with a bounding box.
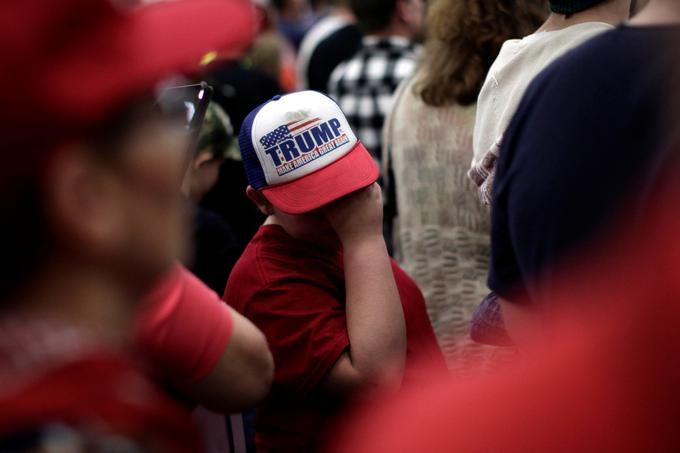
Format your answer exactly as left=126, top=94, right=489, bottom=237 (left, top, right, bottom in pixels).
left=193, top=152, right=214, bottom=170
left=246, top=186, right=274, bottom=216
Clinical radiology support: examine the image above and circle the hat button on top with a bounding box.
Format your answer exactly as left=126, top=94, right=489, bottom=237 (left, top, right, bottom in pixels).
left=272, top=95, right=282, bottom=101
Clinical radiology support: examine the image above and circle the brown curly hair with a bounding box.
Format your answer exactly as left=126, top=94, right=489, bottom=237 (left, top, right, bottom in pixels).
left=417, top=0, right=547, bottom=107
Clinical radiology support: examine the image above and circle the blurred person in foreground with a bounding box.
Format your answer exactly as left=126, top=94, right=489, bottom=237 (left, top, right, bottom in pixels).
left=383, top=0, right=545, bottom=372
left=296, top=0, right=362, bottom=93
left=469, top=0, right=632, bottom=205
left=332, top=149, right=680, bottom=453
left=327, top=0, right=425, bottom=163
left=224, top=91, right=446, bottom=452
left=0, top=0, right=269, bottom=449
left=475, top=0, right=680, bottom=346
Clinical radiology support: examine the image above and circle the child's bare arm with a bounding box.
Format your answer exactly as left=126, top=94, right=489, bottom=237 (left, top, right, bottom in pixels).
left=321, top=183, right=406, bottom=395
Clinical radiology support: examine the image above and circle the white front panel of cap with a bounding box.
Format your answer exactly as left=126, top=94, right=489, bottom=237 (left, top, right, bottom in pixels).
left=251, top=91, right=358, bottom=186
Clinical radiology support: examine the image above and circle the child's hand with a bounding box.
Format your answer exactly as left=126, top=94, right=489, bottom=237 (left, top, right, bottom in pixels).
left=324, top=183, right=384, bottom=245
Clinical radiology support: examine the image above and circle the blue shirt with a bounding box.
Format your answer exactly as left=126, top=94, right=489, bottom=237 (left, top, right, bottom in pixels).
left=489, top=25, right=680, bottom=303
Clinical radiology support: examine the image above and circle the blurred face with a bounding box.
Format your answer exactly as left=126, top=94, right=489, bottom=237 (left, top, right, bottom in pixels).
left=50, top=106, right=192, bottom=294
left=400, top=0, right=426, bottom=41
left=107, top=115, right=191, bottom=284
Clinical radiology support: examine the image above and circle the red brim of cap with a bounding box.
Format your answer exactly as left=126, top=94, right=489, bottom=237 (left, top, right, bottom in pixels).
left=46, top=0, right=256, bottom=121
left=261, top=142, right=380, bottom=215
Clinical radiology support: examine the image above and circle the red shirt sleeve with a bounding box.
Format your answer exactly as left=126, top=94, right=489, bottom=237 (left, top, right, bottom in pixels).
left=134, top=264, right=234, bottom=388
left=243, top=281, right=349, bottom=397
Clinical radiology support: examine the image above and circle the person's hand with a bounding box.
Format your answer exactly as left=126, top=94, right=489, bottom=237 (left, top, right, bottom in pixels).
left=324, top=183, right=384, bottom=246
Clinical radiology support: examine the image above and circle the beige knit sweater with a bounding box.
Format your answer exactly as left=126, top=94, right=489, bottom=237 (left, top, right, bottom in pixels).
left=384, top=74, right=509, bottom=374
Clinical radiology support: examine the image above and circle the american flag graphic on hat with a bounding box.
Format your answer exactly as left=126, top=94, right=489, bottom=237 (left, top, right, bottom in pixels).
left=260, top=125, right=292, bottom=149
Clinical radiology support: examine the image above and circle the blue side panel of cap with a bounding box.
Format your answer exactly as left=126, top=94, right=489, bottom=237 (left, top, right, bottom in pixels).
left=238, top=101, right=270, bottom=189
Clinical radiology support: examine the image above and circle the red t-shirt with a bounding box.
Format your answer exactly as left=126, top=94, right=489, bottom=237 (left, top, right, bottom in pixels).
left=135, top=264, right=234, bottom=390
left=0, top=317, right=200, bottom=451
left=224, top=224, right=445, bottom=452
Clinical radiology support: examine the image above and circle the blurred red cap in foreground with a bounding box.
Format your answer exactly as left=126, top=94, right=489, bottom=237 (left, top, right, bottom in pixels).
left=0, top=0, right=256, bottom=182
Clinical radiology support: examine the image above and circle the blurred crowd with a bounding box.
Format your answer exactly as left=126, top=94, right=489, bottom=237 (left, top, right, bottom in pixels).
left=2, top=0, right=680, bottom=451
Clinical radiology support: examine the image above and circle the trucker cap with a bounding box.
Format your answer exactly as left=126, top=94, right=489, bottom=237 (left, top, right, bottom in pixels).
left=239, top=91, right=379, bottom=214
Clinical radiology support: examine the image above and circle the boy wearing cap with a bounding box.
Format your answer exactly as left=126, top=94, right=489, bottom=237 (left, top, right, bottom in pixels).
left=224, top=90, right=446, bottom=452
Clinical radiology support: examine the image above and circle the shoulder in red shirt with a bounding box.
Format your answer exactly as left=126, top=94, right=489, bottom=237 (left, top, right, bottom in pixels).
left=135, top=264, right=234, bottom=390
left=224, top=224, right=445, bottom=452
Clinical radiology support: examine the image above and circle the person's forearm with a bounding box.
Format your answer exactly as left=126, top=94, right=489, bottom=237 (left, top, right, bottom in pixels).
left=343, top=234, right=406, bottom=382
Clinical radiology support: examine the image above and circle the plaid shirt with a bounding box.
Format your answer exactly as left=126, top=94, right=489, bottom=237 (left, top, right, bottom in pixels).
left=328, top=36, right=419, bottom=165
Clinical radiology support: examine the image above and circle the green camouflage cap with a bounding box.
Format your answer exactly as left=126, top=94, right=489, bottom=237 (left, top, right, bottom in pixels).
left=197, top=102, right=236, bottom=160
